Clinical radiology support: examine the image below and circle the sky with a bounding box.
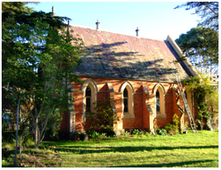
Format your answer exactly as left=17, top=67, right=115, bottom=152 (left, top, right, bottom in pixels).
left=28, top=1, right=201, bottom=41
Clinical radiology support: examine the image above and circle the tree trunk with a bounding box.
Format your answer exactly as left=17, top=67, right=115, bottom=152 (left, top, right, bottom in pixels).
left=14, top=98, right=20, bottom=166
left=34, top=118, right=39, bottom=149
left=19, top=135, right=22, bottom=159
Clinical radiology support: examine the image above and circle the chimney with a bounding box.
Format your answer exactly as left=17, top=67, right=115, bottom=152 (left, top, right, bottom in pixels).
left=52, top=6, right=55, bottom=16
left=135, top=27, right=139, bottom=37
left=96, top=20, right=100, bottom=30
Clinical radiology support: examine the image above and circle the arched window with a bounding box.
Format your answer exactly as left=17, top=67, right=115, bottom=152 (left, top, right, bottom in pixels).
left=120, top=81, right=134, bottom=118
left=86, top=86, right=91, bottom=113
left=123, top=88, right=128, bottom=113
left=156, top=89, right=160, bottom=113
left=153, top=83, right=165, bottom=117
left=82, top=78, right=98, bottom=120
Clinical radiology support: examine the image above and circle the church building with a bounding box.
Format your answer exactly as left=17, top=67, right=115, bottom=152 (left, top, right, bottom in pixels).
left=60, top=23, right=198, bottom=136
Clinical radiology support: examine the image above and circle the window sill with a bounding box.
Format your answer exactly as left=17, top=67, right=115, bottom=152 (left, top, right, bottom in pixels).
left=122, top=113, right=135, bottom=119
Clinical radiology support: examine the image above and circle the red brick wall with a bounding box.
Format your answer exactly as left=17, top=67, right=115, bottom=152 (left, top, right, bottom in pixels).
left=64, top=77, right=196, bottom=132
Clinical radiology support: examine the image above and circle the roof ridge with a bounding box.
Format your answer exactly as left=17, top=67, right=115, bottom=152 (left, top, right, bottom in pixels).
left=69, top=24, right=165, bottom=42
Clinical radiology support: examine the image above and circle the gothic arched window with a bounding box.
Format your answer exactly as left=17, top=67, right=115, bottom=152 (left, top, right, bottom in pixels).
left=86, top=86, right=91, bottom=113
left=120, top=81, right=134, bottom=118
left=154, top=84, right=165, bottom=117
left=123, top=88, right=128, bottom=113
left=156, top=89, right=160, bottom=113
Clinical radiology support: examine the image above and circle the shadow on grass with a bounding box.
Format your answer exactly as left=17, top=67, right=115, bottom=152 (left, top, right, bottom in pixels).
left=112, top=160, right=217, bottom=167
left=52, top=145, right=218, bottom=154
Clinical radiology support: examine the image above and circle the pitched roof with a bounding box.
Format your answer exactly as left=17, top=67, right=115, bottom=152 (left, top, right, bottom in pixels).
left=71, top=25, right=196, bottom=82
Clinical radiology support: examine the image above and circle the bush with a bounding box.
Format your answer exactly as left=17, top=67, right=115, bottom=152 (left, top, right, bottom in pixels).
left=2, top=130, right=16, bottom=143
left=144, top=132, right=151, bottom=137
left=100, top=133, right=107, bottom=138
left=86, top=130, right=100, bottom=140
left=86, top=98, right=119, bottom=137
left=121, top=131, right=130, bottom=137
left=165, top=123, right=179, bottom=135
left=75, top=131, right=82, bottom=140
left=157, top=128, right=167, bottom=136
left=132, top=129, right=142, bottom=136
left=165, top=114, right=179, bottom=135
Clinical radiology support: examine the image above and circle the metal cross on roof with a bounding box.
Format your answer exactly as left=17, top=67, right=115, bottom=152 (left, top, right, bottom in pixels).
left=96, top=20, right=100, bottom=30
left=136, top=27, right=140, bottom=37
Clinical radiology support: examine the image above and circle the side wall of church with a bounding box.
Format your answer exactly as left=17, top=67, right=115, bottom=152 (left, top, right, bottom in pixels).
left=60, top=77, right=194, bottom=133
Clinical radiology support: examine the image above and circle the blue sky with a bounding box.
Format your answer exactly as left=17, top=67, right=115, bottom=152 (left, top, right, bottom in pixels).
left=28, top=1, right=200, bottom=41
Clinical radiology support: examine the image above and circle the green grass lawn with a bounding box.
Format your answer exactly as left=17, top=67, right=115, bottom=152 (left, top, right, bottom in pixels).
left=41, top=131, right=218, bottom=167
left=2, top=131, right=218, bottom=167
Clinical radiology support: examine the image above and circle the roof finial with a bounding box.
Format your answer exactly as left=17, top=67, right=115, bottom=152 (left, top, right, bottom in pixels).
left=96, top=20, right=100, bottom=30
left=135, top=27, right=139, bottom=37
left=52, top=6, right=55, bottom=16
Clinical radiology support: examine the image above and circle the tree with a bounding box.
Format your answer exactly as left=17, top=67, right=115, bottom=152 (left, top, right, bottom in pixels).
left=175, top=2, right=218, bottom=31
left=2, top=2, right=84, bottom=164
left=86, top=98, right=119, bottom=136
left=184, top=73, right=218, bottom=130
left=175, top=2, right=219, bottom=131
left=2, top=2, right=37, bottom=14
left=175, top=27, right=218, bottom=74
left=174, top=2, right=219, bottom=75
left=29, top=25, right=84, bottom=149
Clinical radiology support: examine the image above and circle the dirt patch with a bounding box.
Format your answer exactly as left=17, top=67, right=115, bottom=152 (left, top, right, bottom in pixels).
left=3, top=147, right=62, bottom=167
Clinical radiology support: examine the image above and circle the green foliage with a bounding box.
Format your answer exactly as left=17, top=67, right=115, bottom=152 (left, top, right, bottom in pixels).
left=165, top=114, right=180, bottom=135
left=157, top=128, right=167, bottom=136
left=2, top=2, right=38, bottom=15
left=172, top=113, right=179, bottom=126
left=121, top=131, right=130, bottom=137
left=184, top=74, right=218, bottom=130
left=2, top=130, right=16, bottom=143
left=2, top=2, right=85, bottom=149
left=86, top=98, right=119, bottom=136
left=175, top=27, right=218, bottom=74
left=175, top=2, right=218, bottom=75
left=132, top=129, right=142, bottom=136
left=175, top=2, right=218, bottom=31
left=75, top=131, right=82, bottom=139
left=100, top=133, right=107, bottom=138
left=86, top=130, right=100, bottom=140
left=184, top=121, right=190, bottom=132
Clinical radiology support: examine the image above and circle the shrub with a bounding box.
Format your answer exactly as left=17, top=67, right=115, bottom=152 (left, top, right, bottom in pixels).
left=157, top=128, right=167, bottom=136
left=86, top=130, right=100, bottom=140
left=165, top=114, right=179, bottom=135
left=144, top=131, right=151, bottom=137
left=184, top=74, right=218, bottom=131
left=74, top=131, right=82, bottom=140
left=86, top=98, right=119, bottom=137
left=132, top=129, right=142, bottom=136
left=100, top=133, right=107, bottom=138
left=122, top=131, right=130, bottom=137
left=153, top=118, right=159, bottom=134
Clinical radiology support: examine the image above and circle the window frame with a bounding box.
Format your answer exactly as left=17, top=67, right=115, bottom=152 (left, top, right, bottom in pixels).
left=85, top=86, right=92, bottom=113
left=156, top=89, right=160, bottom=114
left=123, top=88, right=129, bottom=113
left=120, top=81, right=134, bottom=119
left=81, top=79, right=98, bottom=121
left=153, top=83, right=166, bottom=118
